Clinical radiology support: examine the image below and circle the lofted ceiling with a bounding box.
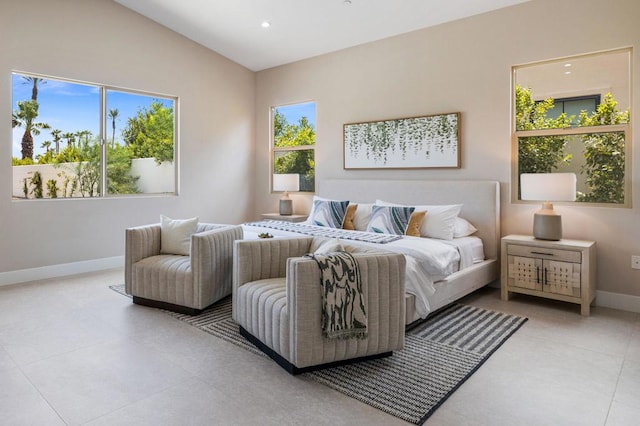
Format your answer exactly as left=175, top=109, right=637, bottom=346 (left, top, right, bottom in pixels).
left=114, top=0, right=530, bottom=71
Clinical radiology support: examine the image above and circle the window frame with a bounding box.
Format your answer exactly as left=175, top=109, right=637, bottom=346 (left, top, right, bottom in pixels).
left=11, top=70, right=179, bottom=200
left=270, top=101, right=316, bottom=194
left=511, top=49, right=632, bottom=207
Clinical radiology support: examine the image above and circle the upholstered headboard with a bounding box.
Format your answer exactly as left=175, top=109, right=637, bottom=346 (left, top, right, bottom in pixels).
left=318, top=179, right=500, bottom=260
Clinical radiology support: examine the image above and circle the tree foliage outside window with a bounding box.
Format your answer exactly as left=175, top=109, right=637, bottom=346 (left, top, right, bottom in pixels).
left=11, top=73, right=176, bottom=199
left=516, top=86, right=573, bottom=176
left=514, top=86, right=630, bottom=204
left=272, top=103, right=315, bottom=192
left=576, top=94, right=629, bottom=203
left=123, top=101, right=175, bottom=164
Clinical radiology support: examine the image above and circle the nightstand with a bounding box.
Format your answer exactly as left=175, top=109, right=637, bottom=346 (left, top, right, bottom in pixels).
left=501, top=235, right=596, bottom=316
left=261, top=213, right=308, bottom=223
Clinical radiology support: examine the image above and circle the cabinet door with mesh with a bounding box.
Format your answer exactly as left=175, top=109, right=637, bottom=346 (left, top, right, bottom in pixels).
left=507, top=256, right=542, bottom=291
left=543, top=260, right=581, bottom=297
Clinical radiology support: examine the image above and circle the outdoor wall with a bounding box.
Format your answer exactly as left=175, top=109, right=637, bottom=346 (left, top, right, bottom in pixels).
left=12, top=159, right=174, bottom=198
left=130, top=158, right=174, bottom=194
left=255, top=0, right=640, bottom=299
left=0, top=0, right=255, bottom=274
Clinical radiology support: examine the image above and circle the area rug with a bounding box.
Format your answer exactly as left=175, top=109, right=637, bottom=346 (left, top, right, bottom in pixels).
left=110, top=285, right=527, bottom=424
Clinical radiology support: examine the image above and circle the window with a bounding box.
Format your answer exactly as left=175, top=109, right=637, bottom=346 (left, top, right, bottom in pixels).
left=538, top=94, right=600, bottom=126
left=512, top=48, right=631, bottom=205
left=271, top=102, right=315, bottom=192
left=11, top=72, right=176, bottom=199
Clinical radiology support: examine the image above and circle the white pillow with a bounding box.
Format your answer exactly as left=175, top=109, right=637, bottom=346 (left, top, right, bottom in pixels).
left=453, top=217, right=478, bottom=238
left=312, top=238, right=345, bottom=254
left=160, top=215, right=198, bottom=255
left=375, top=200, right=462, bottom=240
left=353, top=203, right=373, bottom=231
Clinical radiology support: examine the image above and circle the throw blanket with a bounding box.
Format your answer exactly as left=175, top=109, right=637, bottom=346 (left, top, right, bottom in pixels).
left=246, top=220, right=402, bottom=244
left=306, top=251, right=368, bottom=340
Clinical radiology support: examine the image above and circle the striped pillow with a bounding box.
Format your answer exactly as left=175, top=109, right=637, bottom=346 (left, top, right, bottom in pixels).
left=366, top=205, right=415, bottom=235
left=309, top=199, right=350, bottom=228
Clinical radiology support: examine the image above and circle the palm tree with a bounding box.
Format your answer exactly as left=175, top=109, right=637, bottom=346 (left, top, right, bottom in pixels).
left=51, top=129, right=62, bottom=154
left=108, top=108, right=119, bottom=147
left=22, top=76, right=46, bottom=101
left=75, top=130, right=92, bottom=152
left=13, top=100, right=50, bottom=160
left=41, top=140, right=52, bottom=153
left=62, top=132, right=75, bottom=149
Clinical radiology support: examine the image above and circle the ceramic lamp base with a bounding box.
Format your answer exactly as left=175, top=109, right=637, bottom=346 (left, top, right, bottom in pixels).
left=533, top=213, right=562, bottom=241
left=279, top=199, right=293, bottom=216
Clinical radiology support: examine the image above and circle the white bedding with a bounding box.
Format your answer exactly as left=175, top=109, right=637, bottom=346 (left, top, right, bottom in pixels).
left=241, top=222, right=485, bottom=319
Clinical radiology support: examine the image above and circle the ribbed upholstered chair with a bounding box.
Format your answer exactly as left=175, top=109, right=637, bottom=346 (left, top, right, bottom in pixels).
left=233, top=237, right=406, bottom=374
left=125, top=223, right=243, bottom=315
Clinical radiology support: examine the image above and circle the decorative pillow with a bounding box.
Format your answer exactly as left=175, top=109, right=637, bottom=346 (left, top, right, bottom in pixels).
left=342, top=204, right=358, bottom=230
left=304, top=196, right=327, bottom=224
left=160, top=215, right=198, bottom=255
left=312, top=238, right=345, bottom=254
left=353, top=203, right=373, bottom=231
left=366, top=205, right=415, bottom=235
left=375, top=200, right=462, bottom=240
left=453, top=217, right=478, bottom=238
left=405, top=211, right=427, bottom=237
left=309, top=199, right=350, bottom=228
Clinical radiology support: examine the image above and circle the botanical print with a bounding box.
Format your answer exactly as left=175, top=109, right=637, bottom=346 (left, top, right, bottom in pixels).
left=343, top=113, right=460, bottom=169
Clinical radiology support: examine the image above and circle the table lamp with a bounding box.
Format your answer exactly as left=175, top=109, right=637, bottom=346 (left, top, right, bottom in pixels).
left=520, top=173, right=576, bottom=241
left=273, top=173, right=299, bottom=215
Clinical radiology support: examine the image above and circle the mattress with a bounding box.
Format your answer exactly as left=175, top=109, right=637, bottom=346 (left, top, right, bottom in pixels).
left=241, top=222, right=485, bottom=320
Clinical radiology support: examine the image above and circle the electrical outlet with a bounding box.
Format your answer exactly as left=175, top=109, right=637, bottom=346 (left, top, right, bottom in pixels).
left=633, top=256, right=640, bottom=270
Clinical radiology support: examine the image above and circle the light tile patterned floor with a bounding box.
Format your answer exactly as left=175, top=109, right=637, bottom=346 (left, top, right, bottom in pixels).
left=0, top=268, right=638, bottom=425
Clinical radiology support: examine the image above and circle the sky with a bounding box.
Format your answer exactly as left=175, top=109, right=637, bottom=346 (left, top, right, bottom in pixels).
left=274, top=101, right=316, bottom=127
left=13, top=73, right=314, bottom=159
left=12, top=73, right=173, bottom=159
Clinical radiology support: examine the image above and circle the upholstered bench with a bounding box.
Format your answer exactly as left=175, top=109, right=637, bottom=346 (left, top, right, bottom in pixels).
left=233, top=237, right=406, bottom=374
left=125, top=223, right=243, bottom=315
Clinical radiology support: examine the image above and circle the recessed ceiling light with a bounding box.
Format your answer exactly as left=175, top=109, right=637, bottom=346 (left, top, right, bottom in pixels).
left=564, top=71, right=572, bottom=75
left=564, top=63, right=572, bottom=67
left=261, top=21, right=271, bottom=28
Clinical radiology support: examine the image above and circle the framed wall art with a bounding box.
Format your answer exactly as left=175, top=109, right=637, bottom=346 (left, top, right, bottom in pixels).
left=343, top=112, right=460, bottom=169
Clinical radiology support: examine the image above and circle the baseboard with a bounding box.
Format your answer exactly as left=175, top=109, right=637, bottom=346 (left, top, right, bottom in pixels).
left=0, top=256, right=124, bottom=287
left=595, top=290, right=640, bottom=314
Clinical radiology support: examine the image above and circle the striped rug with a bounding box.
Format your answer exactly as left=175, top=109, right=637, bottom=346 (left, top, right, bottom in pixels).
left=110, top=285, right=526, bottom=424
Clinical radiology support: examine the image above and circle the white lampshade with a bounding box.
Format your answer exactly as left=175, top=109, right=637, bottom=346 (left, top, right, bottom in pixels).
left=273, top=173, right=300, bottom=193
left=273, top=173, right=299, bottom=216
left=520, top=173, right=576, bottom=241
left=520, top=173, right=576, bottom=202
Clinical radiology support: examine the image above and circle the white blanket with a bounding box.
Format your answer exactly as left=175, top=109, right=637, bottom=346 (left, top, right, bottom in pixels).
left=242, top=223, right=472, bottom=319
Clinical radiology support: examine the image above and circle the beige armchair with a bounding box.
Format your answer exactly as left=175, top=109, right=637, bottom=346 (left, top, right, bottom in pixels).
left=233, top=237, right=406, bottom=374
left=125, top=223, right=243, bottom=315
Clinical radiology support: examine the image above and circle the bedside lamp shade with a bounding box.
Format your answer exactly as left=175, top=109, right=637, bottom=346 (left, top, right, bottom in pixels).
left=273, top=173, right=299, bottom=215
left=521, top=173, right=576, bottom=241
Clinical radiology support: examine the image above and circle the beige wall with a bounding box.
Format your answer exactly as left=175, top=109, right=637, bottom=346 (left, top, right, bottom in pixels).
left=255, top=0, right=640, bottom=297
left=0, top=0, right=255, bottom=272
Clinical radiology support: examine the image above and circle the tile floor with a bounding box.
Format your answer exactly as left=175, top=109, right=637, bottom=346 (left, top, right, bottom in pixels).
left=0, top=268, right=638, bottom=425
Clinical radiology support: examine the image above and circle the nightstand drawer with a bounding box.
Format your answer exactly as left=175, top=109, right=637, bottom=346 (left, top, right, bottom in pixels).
left=507, top=244, right=581, bottom=263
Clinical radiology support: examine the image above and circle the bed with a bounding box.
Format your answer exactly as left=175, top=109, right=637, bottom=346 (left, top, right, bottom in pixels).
left=243, top=179, right=500, bottom=324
